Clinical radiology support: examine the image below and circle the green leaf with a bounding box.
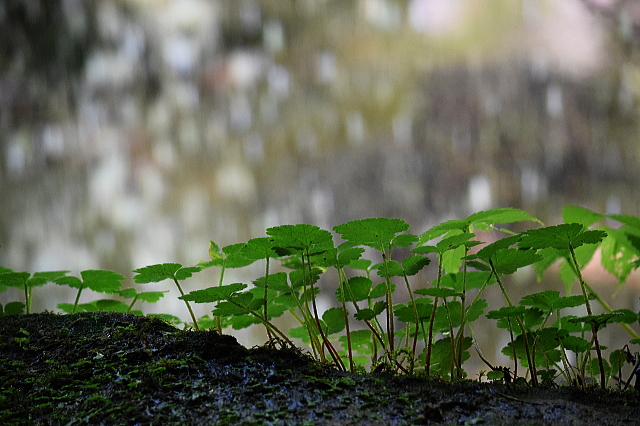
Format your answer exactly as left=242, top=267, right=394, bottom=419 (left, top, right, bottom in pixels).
left=435, top=233, right=476, bottom=253
left=429, top=337, right=472, bottom=377
left=561, top=335, right=591, bottom=353
left=228, top=313, right=261, bottom=330
left=562, top=205, right=604, bottom=227
left=175, top=266, right=202, bottom=281
left=402, top=256, right=431, bottom=276
left=418, top=220, right=468, bottom=244
left=391, top=233, right=418, bottom=248
left=57, top=303, right=78, bottom=314
left=607, top=214, right=640, bottom=230
left=523, top=290, right=562, bottom=312
left=519, top=223, right=606, bottom=251
left=267, top=224, right=334, bottom=255
left=288, top=268, right=322, bottom=289
left=568, top=312, right=624, bottom=328
left=442, top=244, right=466, bottom=274
left=242, top=237, right=279, bottom=260
left=133, top=263, right=182, bottom=283
left=473, top=235, right=522, bottom=261
left=414, top=287, right=463, bottom=299
left=586, top=358, right=610, bottom=378
left=273, top=293, right=298, bottom=311
left=439, top=271, right=493, bottom=292
left=54, top=276, right=83, bottom=289
left=600, top=228, right=639, bottom=284
left=220, top=245, right=253, bottom=266
left=30, top=271, right=69, bottom=286
left=212, top=301, right=250, bottom=317
left=467, top=208, right=542, bottom=227
left=209, top=240, right=223, bottom=264
left=333, top=218, right=410, bottom=250
left=0, top=272, right=30, bottom=289
left=552, top=294, right=585, bottom=311
left=411, top=245, right=439, bottom=255
left=487, top=305, right=527, bottom=320
left=432, top=301, right=463, bottom=331
left=133, top=291, right=168, bottom=304
left=339, top=330, right=374, bottom=356
left=253, top=272, right=290, bottom=292
left=490, top=249, right=543, bottom=275
left=322, top=307, right=346, bottom=335
left=555, top=315, right=588, bottom=333
left=1, top=301, right=25, bottom=315
left=222, top=243, right=258, bottom=268
left=94, top=299, right=129, bottom=312
left=465, top=299, right=488, bottom=323
left=354, top=301, right=386, bottom=321
left=180, top=283, right=247, bottom=303
left=354, top=308, right=376, bottom=321
left=373, top=260, right=403, bottom=278
left=338, top=276, right=373, bottom=302
left=519, top=291, right=584, bottom=312
left=532, top=247, right=562, bottom=280
left=118, top=288, right=138, bottom=299
left=80, top=270, right=124, bottom=294
left=418, top=209, right=539, bottom=247
left=337, top=247, right=366, bottom=268
left=373, top=300, right=386, bottom=315
left=346, top=258, right=372, bottom=271
left=465, top=260, right=491, bottom=271
left=394, top=299, right=433, bottom=322
left=608, top=309, right=637, bottom=324
left=370, top=282, right=393, bottom=299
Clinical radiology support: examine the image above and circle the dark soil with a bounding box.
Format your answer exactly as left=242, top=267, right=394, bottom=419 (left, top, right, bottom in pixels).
left=1, top=312, right=638, bottom=425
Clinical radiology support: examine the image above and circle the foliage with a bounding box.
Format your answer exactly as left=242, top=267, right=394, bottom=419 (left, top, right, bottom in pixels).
left=2, top=205, right=640, bottom=389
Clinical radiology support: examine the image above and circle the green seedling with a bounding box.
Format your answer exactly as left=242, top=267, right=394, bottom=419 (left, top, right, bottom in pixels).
left=132, top=263, right=202, bottom=330
left=1, top=205, right=640, bottom=391
left=0, top=270, right=68, bottom=313
left=54, top=270, right=125, bottom=314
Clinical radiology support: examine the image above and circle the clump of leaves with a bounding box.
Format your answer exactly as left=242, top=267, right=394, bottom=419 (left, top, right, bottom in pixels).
left=1, top=205, right=640, bottom=390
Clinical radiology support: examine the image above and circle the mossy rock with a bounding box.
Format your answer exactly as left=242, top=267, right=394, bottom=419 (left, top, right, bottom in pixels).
left=0, top=312, right=638, bottom=425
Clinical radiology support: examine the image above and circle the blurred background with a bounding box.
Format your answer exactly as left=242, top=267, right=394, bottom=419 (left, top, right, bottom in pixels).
left=2, top=0, right=640, bottom=372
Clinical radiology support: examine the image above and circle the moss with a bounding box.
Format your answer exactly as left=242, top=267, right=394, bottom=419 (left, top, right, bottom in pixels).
left=0, top=312, right=639, bottom=425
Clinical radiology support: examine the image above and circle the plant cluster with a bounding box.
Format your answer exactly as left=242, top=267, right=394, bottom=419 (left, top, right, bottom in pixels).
left=2, top=206, right=640, bottom=390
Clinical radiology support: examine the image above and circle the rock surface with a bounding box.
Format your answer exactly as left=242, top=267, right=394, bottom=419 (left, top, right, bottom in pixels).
left=1, top=312, right=638, bottom=425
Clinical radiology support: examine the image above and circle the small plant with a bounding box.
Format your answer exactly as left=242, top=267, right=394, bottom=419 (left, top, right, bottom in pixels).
left=1, top=205, right=640, bottom=390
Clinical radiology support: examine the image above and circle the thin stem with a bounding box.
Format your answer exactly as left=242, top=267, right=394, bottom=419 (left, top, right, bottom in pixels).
left=441, top=298, right=459, bottom=379
left=305, top=252, right=345, bottom=371
left=583, top=281, right=639, bottom=339
left=490, top=263, right=538, bottom=386
left=381, top=249, right=394, bottom=353
left=72, top=287, right=84, bottom=314
left=453, top=272, right=494, bottom=349
left=569, top=246, right=605, bottom=389
left=425, top=253, right=444, bottom=376
left=24, top=285, right=30, bottom=314
left=343, top=275, right=388, bottom=355
left=338, top=268, right=354, bottom=372
left=126, top=296, right=138, bottom=313
left=506, top=317, right=518, bottom=379
left=401, top=270, right=420, bottom=356
left=215, top=258, right=227, bottom=333
left=230, top=301, right=296, bottom=347
left=456, top=241, right=469, bottom=378
left=263, top=257, right=272, bottom=340
left=172, top=277, right=199, bottom=331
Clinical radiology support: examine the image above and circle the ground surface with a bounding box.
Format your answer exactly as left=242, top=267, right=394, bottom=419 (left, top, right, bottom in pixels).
left=0, top=312, right=639, bottom=425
